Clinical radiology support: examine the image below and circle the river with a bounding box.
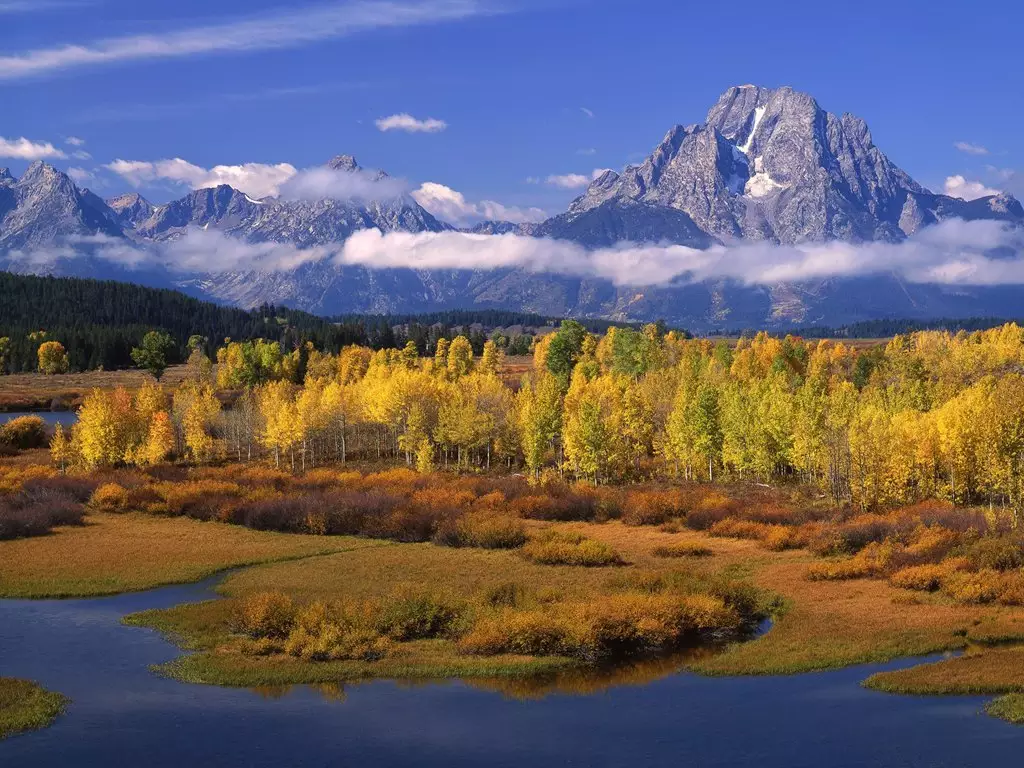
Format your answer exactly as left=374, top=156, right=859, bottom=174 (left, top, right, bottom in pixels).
left=0, top=412, right=77, bottom=429
left=1, top=575, right=1023, bottom=766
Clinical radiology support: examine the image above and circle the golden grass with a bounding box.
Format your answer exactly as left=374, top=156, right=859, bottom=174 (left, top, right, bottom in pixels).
left=0, top=678, right=68, bottom=740
left=125, top=519, right=762, bottom=687
left=0, top=513, right=380, bottom=598
left=0, top=365, right=194, bottom=411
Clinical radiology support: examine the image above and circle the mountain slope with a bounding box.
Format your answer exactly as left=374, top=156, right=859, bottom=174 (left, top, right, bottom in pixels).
left=566, top=85, right=1021, bottom=244
left=0, top=161, right=123, bottom=249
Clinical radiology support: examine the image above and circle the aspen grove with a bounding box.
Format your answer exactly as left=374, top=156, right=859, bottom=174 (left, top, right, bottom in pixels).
left=51, top=321, right=1024, bottom=513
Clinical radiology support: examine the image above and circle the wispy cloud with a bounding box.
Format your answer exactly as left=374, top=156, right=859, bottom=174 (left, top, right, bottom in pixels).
left=576, top=148, right=596, bottom=156
left=945, top=174, right=1000, bottom=201
left=580, top=107, right=594, bottom=119
left=954, top=141, right=989, bottom=156
left=65, top=136, right=86, bottom=146
left=541, top=168, right=610, bottom=189
left=0, top=0, right=493, bottom=81
left=412, top=182, right=547, bottom=225
left=0, top=0, right=89, bottom=13
left=0, top=136, right=67, bottom=160
left=375, top=113, right=448, bottom=133
left=107, top=158, right=299, bottom=199
left=106, top=155, right=409, bottom=201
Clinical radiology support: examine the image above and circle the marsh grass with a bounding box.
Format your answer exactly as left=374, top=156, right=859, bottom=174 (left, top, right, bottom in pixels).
left=0, top=678, right=68, bottom=740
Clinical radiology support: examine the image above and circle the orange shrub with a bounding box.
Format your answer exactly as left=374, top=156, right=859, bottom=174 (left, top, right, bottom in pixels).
left=520, top=529, right=622, bottom=567
left=88, top=482, right=130, bottom=512
left=941, top=569, right=1004, bottom=604
left=234, top=591, right=296, bottom=639
left=708, top=519, right=771, bottom=541
left=621, top=489, right=687, bottom=526
left=0, top=415, right=48, bottom=449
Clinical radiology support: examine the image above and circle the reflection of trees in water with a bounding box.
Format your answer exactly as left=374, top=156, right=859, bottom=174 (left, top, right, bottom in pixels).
left=250, top=682, right=348, bottom=702
left=250, top=647, right=724, bottom=705
left=466, top=648, right=721, bottom=700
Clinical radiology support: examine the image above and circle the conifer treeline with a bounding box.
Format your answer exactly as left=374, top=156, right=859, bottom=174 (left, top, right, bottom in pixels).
left=0, top=272, right=653, bottom=373
left=55, top=321, right=1024, bottom=513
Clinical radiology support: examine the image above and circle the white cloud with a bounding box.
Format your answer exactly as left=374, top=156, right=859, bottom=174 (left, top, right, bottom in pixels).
left=0, top=136, right=67, bottom=160
left=13, top=219, right=1024, bottom=294
left=71, top=151, right=91, bottom=160
left=544, top=168, right=611, bottom=189
left=375, top=113, right=447, bottom=133
left=66, top=167, right=93, bottom=184
left=65, top=136, right=86, bottom=146
left=954, top=141, right=989, bottom=156
left=105, top=156, right=411, bottom=202
left=580, top=107, right=594, bottom=118
left=279, top=167, right=408, bottom=201
left=945, top=174, right=1000, bottom=201
left=0, top=0, right=492, bottom=80
left=411, top=182, right=547, bottom=225
left=107, top=158, right=299, bottom=199
left=576, top=148, right=597, bottom=156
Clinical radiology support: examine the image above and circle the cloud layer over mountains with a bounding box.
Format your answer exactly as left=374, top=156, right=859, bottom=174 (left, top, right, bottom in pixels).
left=7, top=219, right=1024, bottom=290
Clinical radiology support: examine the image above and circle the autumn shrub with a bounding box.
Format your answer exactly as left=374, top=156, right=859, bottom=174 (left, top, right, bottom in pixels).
left=88, top=483, right=130, bottom=513
left=653, top=542, right=713, bottom=558
left=374, top=590, right=463, bottom=640
left=0, top=491, right=86, bottom=539
left=520, top=529, right=623, bottom=567
left=804, top=542, right=898, bottom=581
left=283, top=601, right=389, bottom=662
left=997, top=573, right=1024, bottom=605
left=480, top=581, right=527, bottom=608
left=159, top=480, right=243, bottom=520
left=471, top=490, right=507, bottom=511
left=621, top=489, right=687, bottom=526
left=233, top=591, right=296, bottom=639
left=889, top=563, right=959, bottom=592
left=459, top=609, right=570, bottom=657
left=807, top=514, right=903, bottom=557
left=460, top=593, right=742, bottom=661
left=708, top=518, right=772, bottom=541
left=964, top=537, right=1024, bottom=572
left=0, top=415, right=48, bottom=450
left=509, top=492, right=597, bottom=522
left=683, top=491, right=739, bottom=530
left=433, top=511, right=527, bottom=549
left=21, top=474, right=99, bottom=503
left=742, top=502, right=807, bottom=526
left=940, top=569, right=1004, bottom=604
left=902, top=526, right=962, bottom=565
left=761, top=525, right=801, bottom=551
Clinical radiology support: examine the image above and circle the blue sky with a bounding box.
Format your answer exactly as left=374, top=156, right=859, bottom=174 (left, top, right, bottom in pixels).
left=2, top=0, right=1022, bottom=222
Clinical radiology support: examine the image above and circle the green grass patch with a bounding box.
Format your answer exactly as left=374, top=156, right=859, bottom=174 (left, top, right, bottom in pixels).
left=0, top=678, right=68, bottom=740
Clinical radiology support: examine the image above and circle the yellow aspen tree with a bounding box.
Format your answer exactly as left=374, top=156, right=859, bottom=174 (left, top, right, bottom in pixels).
left=37, top=341, right=69, bottom=375
left=447, top=336, right=474, bottom=380
left=259, top=380, right=301, bottom=470
left=75, top=389, right=121, bottom=468
left=142, top=411, right=175, bottom=465
left=479, top=340, right=502, bottom=377
left=50, top=423, right=75, bottom=473
left=432, top=338, right=450, bottom=376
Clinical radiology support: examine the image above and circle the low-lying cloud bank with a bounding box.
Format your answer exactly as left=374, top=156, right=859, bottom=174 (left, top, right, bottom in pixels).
left=5, top=219, right=1024, bottom=289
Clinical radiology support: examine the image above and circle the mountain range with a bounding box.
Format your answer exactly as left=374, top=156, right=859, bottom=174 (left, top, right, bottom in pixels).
left=2, top=85, right=1022, bottom=330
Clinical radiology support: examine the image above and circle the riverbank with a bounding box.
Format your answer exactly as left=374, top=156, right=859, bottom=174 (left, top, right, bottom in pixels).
left=0, top=679, right=67, bottom=740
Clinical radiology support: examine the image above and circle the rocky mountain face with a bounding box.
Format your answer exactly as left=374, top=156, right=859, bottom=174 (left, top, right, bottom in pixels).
left=1, top=88, right=1023, bottom=329
left=561, top=85, right=1021, bottom=244
left=0, top=161, right=123, bottom=250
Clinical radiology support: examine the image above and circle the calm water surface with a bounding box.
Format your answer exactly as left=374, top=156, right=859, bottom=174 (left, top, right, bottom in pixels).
left=1, top=575, right=1023, bottom=767
left=0, top=411, right=77, bottom=428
